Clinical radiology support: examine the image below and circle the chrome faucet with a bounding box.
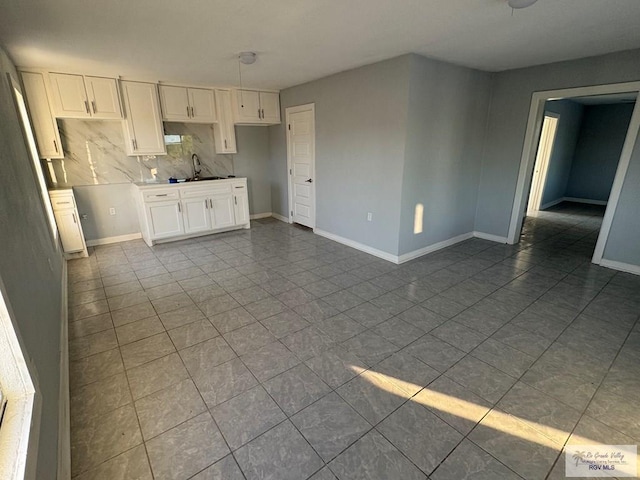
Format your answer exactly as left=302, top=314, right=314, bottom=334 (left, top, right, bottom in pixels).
left=192, top=153, right=201, bottom=180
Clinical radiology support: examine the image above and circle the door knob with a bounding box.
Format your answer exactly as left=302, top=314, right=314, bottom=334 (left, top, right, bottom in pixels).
left=305, top=178, right=313, bottom=183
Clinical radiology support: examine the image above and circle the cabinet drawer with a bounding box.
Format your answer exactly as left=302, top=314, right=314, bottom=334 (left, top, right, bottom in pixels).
left=142, top=189, right=179, bottom=202
left=180, top=187, right=214, bottom=199
left=50, top=195, right=76, bottom=210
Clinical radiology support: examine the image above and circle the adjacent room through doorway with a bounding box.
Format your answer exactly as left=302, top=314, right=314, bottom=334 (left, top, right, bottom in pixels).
left=520, top=91, right=638, bottom=262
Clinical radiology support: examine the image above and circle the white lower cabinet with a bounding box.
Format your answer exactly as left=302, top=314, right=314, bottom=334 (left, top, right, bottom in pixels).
left=49, top=189, right=88, bottom=257
left=182, top=195, right=212, bottom=234
left=211, top=195, right=235, bottom=229
left=232, top=183, right=250, bottom=225
left=134, top=178, right=249, bottom=246
left=145, top=200, right=184, bottom=239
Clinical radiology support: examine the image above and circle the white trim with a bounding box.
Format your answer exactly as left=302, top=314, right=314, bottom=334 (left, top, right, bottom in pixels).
left=314, top=229, right=399, bottom=263
left=0, top=276, right=37, bottom=480
left=313, top=229, right=481, bottom=265
left=473, top=231, right=509, bottom=244
left=286, top=103, right=316, bottom=227
left=397, top=232, right=475, bottom=264
left=57, top=262, right=70, bottom=480
left=249, top=212, right=272, bottom=220
left=85, top=232, right=142, bottom=247
left=562, top=197, right=608, bottom=206
left=598, top=259, right=640, bottom=276
left=271, top=212, right=290, bottom=223
left=507, top=82, right=640, bottom=267
left=539, top=198, right=565, bottom=210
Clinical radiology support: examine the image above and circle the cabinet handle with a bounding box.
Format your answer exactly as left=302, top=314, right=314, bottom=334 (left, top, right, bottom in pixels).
left=205, top=199, right=209, bottom=209
left=91, top=100, right=97, bottom=113
left=53, top=139, right=58, bottom=153
left=178, top=203, right=182, bottom=212
left=84, top=100, right=90, bottom=114
left=234, top=196, right=237, bottom=205
left=186, top=106, right=190, bottom=117
left=155, top=194, right=168, bottom=197
left=224, top=139, right=227, bottom=149
left=132, top=139, right=137, bottom=151
left=209, top=199, right=213, bottom=209
left=191, top=106, right=195, bottom=117
left=261, top=108, right=265, bottom=119
left=72, top=213, right=77, bottom=224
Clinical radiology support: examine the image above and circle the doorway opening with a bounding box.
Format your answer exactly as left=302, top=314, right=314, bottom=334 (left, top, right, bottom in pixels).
left=286, top=104, right=316, bottom=229
left=508, top=82, right=640, bottom=268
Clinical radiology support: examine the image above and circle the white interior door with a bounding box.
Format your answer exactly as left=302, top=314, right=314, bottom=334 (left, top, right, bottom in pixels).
left=527, top=113, right=560, bottom=213
left=287, top=105, right=315, bottom=228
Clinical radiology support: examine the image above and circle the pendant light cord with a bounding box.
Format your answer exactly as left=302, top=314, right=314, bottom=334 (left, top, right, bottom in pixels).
left=238, top=58, right=244, bottom=107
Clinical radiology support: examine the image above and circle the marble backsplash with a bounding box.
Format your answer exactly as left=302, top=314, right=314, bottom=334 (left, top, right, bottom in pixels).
left=46, top=119, right=234, bottom=186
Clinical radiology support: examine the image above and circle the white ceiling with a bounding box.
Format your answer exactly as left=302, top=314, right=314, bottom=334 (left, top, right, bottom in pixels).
left=1, top=0, right=640, bottom=90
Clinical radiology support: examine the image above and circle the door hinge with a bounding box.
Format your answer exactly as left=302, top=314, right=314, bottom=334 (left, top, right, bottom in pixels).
left=288, top=124, right=291, bottom=130
left=289, top=169, right=292, bottom=175
left=290, top=211, right=293, bottom=216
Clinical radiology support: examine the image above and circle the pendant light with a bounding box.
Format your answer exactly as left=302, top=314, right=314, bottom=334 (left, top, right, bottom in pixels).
left=237, top=52, right=257, bottom=108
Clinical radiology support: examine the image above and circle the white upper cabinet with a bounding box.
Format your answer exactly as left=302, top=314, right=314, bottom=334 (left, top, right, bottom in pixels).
left=159, top=85, right=217, bottom=123
left=213, top=89, right=237, bottom=154
left=121, top=81, right=167, bottom=156
left=232, top=89, right=280, bottom=125
left=20, top=71, right=64, bottom=159
left=84, top=76, right=122, bottom=119
left=49, top=73, right=122, bottom=119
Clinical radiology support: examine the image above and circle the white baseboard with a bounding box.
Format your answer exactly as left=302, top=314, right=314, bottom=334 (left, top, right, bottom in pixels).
left=539, top=198, right=565, bottom=210
left=397, top=232, right=474, bottom=264
left=272, top=213, right=290, bottom=223
left=57, top=262, right=70, bottom=480
left=249, top=212, right=273, bottom=220
left=314, top=229, right=399, bottom=263
left=85, top=232, right=142, bottom=247
left=563, top=197, right=608, bottom=206
left=473, top=231, right=509, bottom=244
left=598, top=259, right=640, bottom=276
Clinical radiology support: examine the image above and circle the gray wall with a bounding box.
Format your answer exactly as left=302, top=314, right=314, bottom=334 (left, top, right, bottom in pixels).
left=474, top=49, right=640, bottom=267
left=565, top=103, right=635, bottom=202
left=270, top=56, right=411, bottom=255
left=0, top=48, right=64, bottom=479
left=74, top=184, right=140, bottom=241
left=398, top=54, right=492, bottom=255
left=540, top=100, right=584, bottom=206
left=233, top=126, right=272, bottom=215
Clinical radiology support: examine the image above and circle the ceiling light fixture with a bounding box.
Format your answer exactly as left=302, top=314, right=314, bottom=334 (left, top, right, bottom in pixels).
left=238, top=51, right=257, bottom=65
left=507, top=0, right=538, bottom=8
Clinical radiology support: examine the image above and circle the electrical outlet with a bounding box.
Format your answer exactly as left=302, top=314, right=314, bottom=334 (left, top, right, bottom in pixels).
left=109, top=207, right=116, bottom=216
left=81, top=214, right=88, bottom=220
left=367, top=212, right=373, bottom=222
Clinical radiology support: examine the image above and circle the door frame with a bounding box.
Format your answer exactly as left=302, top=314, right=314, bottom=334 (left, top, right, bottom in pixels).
left=527, top=112, right=560, bottom=213
left=507, top=81, right=640, bottom=265
left=286, top=103, right=316, bottom=227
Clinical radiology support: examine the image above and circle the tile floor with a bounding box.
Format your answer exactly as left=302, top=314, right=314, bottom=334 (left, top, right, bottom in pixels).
left=67, top=202, right=640, bottom=479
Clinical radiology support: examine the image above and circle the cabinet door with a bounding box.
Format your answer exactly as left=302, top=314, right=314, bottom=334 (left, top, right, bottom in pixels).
left=49, top=73, right=91, bottom=118
left=146, top=201, right=184, bottom=239
left=85, top=76, right=122, bottom=119
left=213, top=90, right=237, bottom=154
left=189, top=88, right=217, bottom=123
left=232, top=184, right=250, bottom=225
left=182, top=196, right=212, bottom=234
left=260, top=92, right=281, bottom=124
left=54, top=210, right=85, bottom=253
left=20, top=72, right=64, bottom=159
left=159, top=85, right=190, bottom=122
left=233, top=89, right=261, bottom=123
left=211, top=195, right=235, bottom=229
left=121, top=81, right=167, bottom=155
